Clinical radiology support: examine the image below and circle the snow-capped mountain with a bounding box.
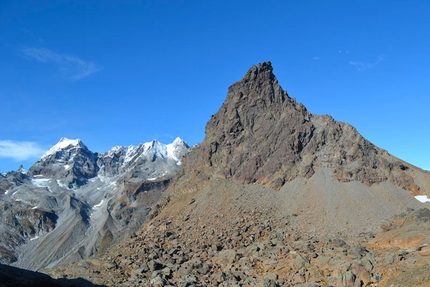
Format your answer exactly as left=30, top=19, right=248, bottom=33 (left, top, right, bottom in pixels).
left=98, top=137, right=189, bottom=179
left=29, top=138, right=98, bottom=189
left=28, top=137, right=189, bottom=188
left=0, top=137, right=189, bottom=270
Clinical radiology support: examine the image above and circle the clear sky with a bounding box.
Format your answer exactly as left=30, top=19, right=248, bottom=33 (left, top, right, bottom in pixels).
left=0, top=1, right=429, bottom=172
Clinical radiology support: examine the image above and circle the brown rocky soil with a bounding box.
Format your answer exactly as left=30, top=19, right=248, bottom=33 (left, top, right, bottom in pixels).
left=43, top=204, right=430, bottom=286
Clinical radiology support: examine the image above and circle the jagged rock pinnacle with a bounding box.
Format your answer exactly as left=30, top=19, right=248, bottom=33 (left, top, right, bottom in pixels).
left=226, top=61, right=287, bottom=108
left=180, top=62, right=425, bottom=194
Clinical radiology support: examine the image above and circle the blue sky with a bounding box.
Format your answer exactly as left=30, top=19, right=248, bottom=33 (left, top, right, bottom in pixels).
left=0, top=1, right=429, bottom=172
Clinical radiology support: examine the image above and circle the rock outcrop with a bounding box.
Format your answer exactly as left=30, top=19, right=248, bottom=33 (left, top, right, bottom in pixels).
left=182, top=61, right=427, bottom=195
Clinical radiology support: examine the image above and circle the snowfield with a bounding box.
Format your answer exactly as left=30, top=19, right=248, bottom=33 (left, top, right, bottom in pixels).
left=415, top=195, right=430, bottom=203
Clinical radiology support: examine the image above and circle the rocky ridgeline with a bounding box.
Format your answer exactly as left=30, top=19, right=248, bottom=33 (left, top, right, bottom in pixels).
left=28, top=137, right=189, bottom=188
left=181, top=62, right=425, bottom=194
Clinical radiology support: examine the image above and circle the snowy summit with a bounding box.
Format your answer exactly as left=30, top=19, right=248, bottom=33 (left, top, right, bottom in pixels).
left=41, top=138, right=86, bottom=159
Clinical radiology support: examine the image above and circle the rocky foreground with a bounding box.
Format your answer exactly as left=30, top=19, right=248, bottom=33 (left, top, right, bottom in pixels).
left=44, top=205, right=430, bottom=287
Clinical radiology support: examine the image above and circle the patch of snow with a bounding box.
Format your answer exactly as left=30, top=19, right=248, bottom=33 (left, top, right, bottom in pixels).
left=64, top=164, right=70, bottom=170
left=166, top=137, right=188, bottom=165
left=57, top=180, right=69, bottom=189
left=32, top=178, right=50, bottom=188
left=30, top=236, right=39, bottom=241
left=32, top=206, right=38, bottom=209
left=123, top=145, right=141, bottom=164
left=92, top=199, right=104, bottom=209
left=106, top=146, right=128, bottom=157
left=5, top=189, right=10, bottom=195
left=415, top=195, right=430, bottom=203
left=147, top=177, right=157, bottom=181
left=1, top=172, right=6, bottom=176
left=98, top=175, right=109, bottom=183
left=166, top=143, right=179, bottom=162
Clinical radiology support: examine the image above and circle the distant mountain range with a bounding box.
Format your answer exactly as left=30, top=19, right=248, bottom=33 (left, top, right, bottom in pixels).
left=0, top=137, right=189, bottom=270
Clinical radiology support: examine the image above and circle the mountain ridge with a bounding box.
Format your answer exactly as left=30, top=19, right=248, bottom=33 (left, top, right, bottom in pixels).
left=178, top=61, right=428, bottom=195
left=0, top=137, right=189, bottom=270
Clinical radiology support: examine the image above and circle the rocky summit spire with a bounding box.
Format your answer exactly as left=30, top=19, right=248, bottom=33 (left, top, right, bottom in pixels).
left=181, top=61, right=429, bottom=194
left=226, top=61, right=287, bottom=107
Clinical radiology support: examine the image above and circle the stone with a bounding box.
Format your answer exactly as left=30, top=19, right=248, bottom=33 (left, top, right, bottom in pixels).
left=290, top=254, right=310, bottom=269
left=264, top=272, right=278, bottom=281
left=214, top=249, right=237, bottom=265
left=150, top=275, right=165, bottom=287
left=148, top=260, right=163, bottom=271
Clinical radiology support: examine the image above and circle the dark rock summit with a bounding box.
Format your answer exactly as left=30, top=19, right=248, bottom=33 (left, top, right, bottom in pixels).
left=182, top=61, right=427, bottom=194
left=158, top=61, right=430, bottom=239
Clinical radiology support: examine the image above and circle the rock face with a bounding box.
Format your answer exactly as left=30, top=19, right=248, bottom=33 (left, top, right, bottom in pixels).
left=0, top=137, right=189, bottom=270
left=29, top=138, right=98, bottom=188
left=183, top=62, right=427, bottom=195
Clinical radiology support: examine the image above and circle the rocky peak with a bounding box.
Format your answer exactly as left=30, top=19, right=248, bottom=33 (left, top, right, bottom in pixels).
left=171, top=137, right=188, bottom=148
left=181, top=61, right=426, bottom=194
left=17, top=165, right=27, bottom=174
left=28, top=138, right=98, bottom=188
left=166, top=137, right=189, bottom=163
left=40, top=138, right=88, bottom=159
left=227, top=61, right=287, bottom=107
